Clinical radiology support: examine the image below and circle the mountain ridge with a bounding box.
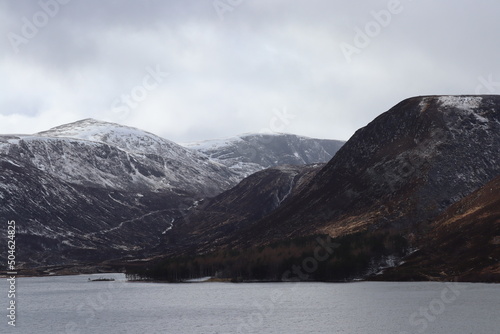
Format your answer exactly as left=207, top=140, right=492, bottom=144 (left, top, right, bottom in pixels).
left=184, top=132, right=344, bottom=178
left=140, top=95, right=500, bottom=282
left=240, top=95, right=500, bottom=242
left=0, top=119, right=343, bottom=269
left=1, top=95, right=498, bottom=282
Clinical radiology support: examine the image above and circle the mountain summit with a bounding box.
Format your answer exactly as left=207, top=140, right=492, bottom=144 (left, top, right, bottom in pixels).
left=38, top=119, right=183, bottom=156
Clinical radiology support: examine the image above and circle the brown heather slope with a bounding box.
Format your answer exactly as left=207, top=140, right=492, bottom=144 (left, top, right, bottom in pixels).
left=375, top=175, right=500, bottom=282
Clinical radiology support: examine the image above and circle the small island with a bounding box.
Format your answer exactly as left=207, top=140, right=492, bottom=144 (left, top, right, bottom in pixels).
left=88, top=277, right=115, bottom=282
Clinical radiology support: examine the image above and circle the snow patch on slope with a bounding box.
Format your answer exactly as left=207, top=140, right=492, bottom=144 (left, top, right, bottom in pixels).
left=438, top=96, right=483, bottom=111
left=182, top=136, right=245, bottom=151
left=437, top=96, right=492, bottom=126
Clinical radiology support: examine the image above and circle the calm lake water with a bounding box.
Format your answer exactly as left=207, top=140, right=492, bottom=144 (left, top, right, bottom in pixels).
left=0, top=273, right=498, bottom=333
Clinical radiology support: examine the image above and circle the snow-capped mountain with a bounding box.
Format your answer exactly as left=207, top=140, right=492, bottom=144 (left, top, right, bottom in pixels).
left=0, top=119, right=245, bottom=267
left=1, top=119, right=239, bottom=196
left=39, top=118, right=195, bottom=157
left=184, top=133, right=344, bottom=178
left=0, top=119, right=346, bottom=269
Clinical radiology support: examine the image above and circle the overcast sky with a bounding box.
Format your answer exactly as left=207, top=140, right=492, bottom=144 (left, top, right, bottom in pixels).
left=1, top=0, right=499, bottom=143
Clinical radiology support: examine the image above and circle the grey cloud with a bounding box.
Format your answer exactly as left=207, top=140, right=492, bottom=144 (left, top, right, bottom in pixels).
left=1, top=0, right=499, bottom=142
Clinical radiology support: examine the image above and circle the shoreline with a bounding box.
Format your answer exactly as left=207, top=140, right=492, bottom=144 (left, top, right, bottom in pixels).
left=4, top=270, right=497, bottom=284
